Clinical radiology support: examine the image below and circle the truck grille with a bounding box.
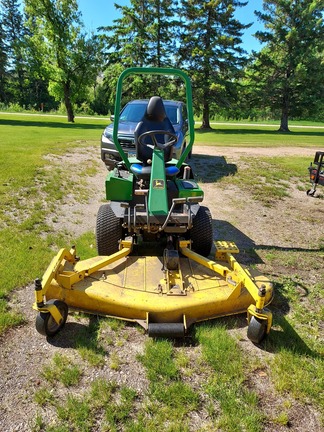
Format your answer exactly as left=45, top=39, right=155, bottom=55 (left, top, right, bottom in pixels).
left=118, top=136, right=135, bottom=149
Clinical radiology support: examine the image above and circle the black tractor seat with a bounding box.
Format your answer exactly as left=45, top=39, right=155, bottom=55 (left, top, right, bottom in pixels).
left=130, top=96, right=179, bottom=178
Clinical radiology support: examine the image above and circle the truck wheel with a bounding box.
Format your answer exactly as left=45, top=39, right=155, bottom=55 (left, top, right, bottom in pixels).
left=190, top=206, right=213, bottom=257
left=96, top=204, right=123, bottom=255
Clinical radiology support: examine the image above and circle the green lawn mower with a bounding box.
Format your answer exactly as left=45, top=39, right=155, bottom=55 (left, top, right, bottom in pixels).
left=34, top=67, right=273, bottom=343
left=96, top=68, right=213, bottom=258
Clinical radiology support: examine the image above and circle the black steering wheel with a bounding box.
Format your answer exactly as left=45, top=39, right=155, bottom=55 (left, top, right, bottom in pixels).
left=138, top=130, right=177, bottom=150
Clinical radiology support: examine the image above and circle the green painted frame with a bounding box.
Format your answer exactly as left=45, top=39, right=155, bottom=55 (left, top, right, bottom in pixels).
left=112, top=67, right=195, bottom=172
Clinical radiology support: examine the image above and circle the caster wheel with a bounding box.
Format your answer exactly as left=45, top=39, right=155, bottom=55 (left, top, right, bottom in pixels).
left=307, top=189, right=315, bottom=196
left=247, top=316, right=267, bottom=344
left=36, top=299, right=68, bottom=337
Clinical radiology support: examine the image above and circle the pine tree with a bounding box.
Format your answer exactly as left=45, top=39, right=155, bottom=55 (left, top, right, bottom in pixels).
left=0, top=20, right=7, bottom=102
left=99, top=0, right=180, bottom=106
left=101, top=0, right=179, bottom=68
left=0, top=0, right=26, bottom=105
left=179, top=0, right=250, bottom=128
left=253, top=0, right=324, bottom=131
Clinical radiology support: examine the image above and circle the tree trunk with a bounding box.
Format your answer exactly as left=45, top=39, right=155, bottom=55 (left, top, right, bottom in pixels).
left=63, top=81, right=74, bottom=122
left=200, top=8, right=212, bottom=130
left=278, top=90, right=290, bottom=132
left=201, top=97, right=211, bottom=129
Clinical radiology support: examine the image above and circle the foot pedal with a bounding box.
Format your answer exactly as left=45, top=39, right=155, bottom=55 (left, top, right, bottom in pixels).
left=215, top=241, right=239, bottom=260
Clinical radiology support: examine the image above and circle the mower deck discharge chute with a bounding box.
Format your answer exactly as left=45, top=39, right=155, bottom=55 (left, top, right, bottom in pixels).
left=33, top=68, right=274, bottom=344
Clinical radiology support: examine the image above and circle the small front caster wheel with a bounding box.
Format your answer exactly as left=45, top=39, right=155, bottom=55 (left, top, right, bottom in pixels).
left=247, top=316, right=267, bottom=344
left=36, top=299, right=68, bottom=337
left=306, top=189, right=315, bottom=196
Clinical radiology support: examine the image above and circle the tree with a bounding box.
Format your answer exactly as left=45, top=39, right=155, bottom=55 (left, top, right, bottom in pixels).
left=99, top=0, right=180, bottom=106
left=101, top=0, right=179, bottom=67
left=25, top=0, right=102, bottom=122
left=0, top=20, right=7, bottom=102
left=179, top=0, right=250, bottom=128
left=0, top=0, right=27, bottom=105
left=253, top=0, right=324, bottom=131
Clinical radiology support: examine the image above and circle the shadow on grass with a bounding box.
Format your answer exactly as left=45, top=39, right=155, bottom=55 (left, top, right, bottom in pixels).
left=214, top=219, right=324, bottom=266
left=48, top=315, right=106, bottom=357
left=189, top=154, right=237, bottom=183
left=263, top=314, right=320, bottom=358
left=195, top=127, right=324, bottom=138
left=47, top=322, right=87, bottom=348
left=0, top=118, right=104, bottom=130
left=189, top=310, right=320, bottom=359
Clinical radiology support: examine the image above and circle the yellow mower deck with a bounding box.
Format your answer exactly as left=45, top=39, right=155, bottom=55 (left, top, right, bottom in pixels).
left=33, top=239, right=273, bottom=341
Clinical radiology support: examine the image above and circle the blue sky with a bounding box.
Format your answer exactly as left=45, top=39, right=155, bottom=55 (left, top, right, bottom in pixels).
left=78, top=0, right=265, bottom=53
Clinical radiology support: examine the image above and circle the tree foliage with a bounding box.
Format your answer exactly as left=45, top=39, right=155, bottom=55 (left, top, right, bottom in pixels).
left=0, top=0, right=26, bottom=104
left=99, top=0, right=181, bottom=108
left=0, top=1, right=323, bottom=124
left=99, top=0, right=250, bottom=127
left=24, top=0, right=102, bottom=121
left=178, top=0, right=250, bottom=128
left=0, top=19, right=7, bottom=102
left=251, top=0, right=324, bottom=131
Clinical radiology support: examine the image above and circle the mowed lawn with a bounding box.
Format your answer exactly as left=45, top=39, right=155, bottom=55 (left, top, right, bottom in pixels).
left=0, top=114, right=106, bottom=329
left=0, top=113, right=323, bottom=431
left=0, top=113, right=323, bottom=330
left=195, top=121, right=324, bottom=146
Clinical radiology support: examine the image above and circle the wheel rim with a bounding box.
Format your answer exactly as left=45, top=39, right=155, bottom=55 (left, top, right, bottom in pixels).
left=46, top=312, right=62, bottom=333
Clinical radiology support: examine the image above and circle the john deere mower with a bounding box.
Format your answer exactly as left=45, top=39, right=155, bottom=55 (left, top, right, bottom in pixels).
left=33, top=67, right=273, bottom=343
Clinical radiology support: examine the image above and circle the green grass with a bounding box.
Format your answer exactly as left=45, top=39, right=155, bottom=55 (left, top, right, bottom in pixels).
left=261, top=275, right=324, bottom=418
left=42, top=353, right=82, bottom=386
left=1, top=113, right=324, bottom=431
left=138, top=339, right=200, bottom=427
left=219, top=155, right=311, bottom=204
left=192, top=151, right=313, bottom=204
left=196, top=118, right=324, bottom=127
left=75, top=317, right=107, bottom=366
left=34, top=373, right=139, bottom=432
left=56, top=395, right=92, bottom=432
left=0, top=113, right=106, bottom=333
left=139, top=339, right=179, bottom=381
left=194, top=124, right=324, bottom=146
left=196, top=324, right=264, bottom=432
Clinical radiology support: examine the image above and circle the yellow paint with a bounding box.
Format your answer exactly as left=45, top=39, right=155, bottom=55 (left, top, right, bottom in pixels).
left=34, top=239, right=273, bottom=333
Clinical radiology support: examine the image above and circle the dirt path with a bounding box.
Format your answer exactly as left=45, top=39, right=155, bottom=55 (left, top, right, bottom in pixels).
left=0, top=145, right=323, bottom=432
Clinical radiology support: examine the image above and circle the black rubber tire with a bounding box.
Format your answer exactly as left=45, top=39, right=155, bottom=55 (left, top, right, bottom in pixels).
left=35, top=299, right=68, bottom=337
left=190, top=205, right=213, bottom=257
left=96, top=204, right=123, bottom=255
left=247, top=316, right=267, bottom=344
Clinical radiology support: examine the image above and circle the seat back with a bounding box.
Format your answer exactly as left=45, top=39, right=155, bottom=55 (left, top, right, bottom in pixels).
left=134, top=96, right=175, bottom=164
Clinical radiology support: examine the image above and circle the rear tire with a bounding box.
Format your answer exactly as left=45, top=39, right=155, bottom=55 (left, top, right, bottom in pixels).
left=96, top=204, right=123, bottom=255
left=190, top=205, right=213, bottom=257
